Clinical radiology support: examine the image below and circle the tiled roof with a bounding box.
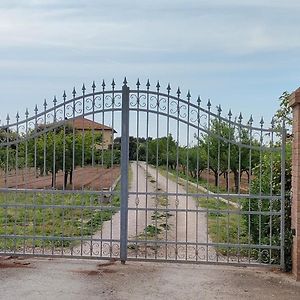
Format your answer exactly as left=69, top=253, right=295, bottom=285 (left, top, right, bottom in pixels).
left=69, top=117, right=117, bottom=133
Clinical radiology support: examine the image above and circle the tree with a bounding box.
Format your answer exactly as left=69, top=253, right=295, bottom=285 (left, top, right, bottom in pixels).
left=242, top=143, right=291, bottom=268
left=200, top=118, right=259, bottom=193
left=184, top=145, right=206, bottom=179
left=148, top=135, right=177, bottom=168
left=0, top=128, right=26, bottom=172
left=241, top=91, right=293, bottom=269
left=273, top=91, right=292, bottom=131
left=31, top=125, right=101, bottom=188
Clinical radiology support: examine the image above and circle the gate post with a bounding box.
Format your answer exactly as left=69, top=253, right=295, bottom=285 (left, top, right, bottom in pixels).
left=120, top=78, right=130, bottom=264
left=289, top=88, right=300, bottom=280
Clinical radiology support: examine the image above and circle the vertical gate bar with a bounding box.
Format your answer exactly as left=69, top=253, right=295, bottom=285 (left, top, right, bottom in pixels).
left=4, top=116, right=10, bottom=253
left=24, top=111, right=29, bottom=253
left=42, top=101, right=47, bottom=254
left=120, top=78, right=130, bottom=264
left=145, top=80, right=150, bottom=259
left=195, top=97, right=201, bottom=262
left=248, top=118, right=253, bottom=264
left=14, top=115, right=19, bottom=253
left=80, top=87, right=86, bottom=256
left=216, top=106, right=221, bottom=262
left=70, top=88, right=76, bottom=257
left=165, top=85, right=171, bottom=260
left=258, top=122, right=263, bottom=263
left=175, top=88, right=181, bottom=260
left=226, top=111, right=232, bottom=263
left=155, top=82, right=160, bottom=259
left=206, top=101, right=211, bottom=261
left=237, top=116, right=242, bottom=263
left=90, top=83, right=95, bottom=256
left=185, top=91, right=190, bottom=261
left=110, top=80, right=116, bottom=258
left=100, top=81, right=106, bottom=256
left=280, top=122, right=286, bottom=270
left=135, top=80, right=140, bottom=257
left=62, top=95, right=66, bottom=255
left=269, top=124, right=275, bottom=263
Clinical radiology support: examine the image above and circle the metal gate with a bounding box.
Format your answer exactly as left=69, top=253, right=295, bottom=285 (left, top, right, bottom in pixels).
left=0, top=78, right=286, bottom=267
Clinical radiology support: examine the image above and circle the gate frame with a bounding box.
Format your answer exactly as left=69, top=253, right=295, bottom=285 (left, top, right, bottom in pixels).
left=0, top=78, right=287, bottom=268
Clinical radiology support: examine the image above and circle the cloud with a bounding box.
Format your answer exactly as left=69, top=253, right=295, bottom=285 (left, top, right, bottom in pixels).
left=0, top=0, right=299, bottom=57
left=0, top=0, right=299, bottom=123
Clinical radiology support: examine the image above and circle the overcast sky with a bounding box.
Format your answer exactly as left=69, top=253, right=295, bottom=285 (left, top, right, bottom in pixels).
left=0, top=0, right=300, bottom=127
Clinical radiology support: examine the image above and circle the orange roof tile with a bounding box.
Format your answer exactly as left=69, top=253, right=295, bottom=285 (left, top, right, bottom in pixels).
left=69, top=117, right=117, bottom=133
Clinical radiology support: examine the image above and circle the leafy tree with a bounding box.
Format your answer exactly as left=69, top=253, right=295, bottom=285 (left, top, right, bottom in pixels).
left=31, top=125, right=101, bottom=188
left=98, top=149, right=121, bottom=168
left=148, top=135, right=177, bottom=168
left=0, top=129, right=27, bottom=172
left=113, top=136, right=148, bottom=161
left=200, top=119, right=231, bottom=187
left=273, top=91, right=292, bottom=130
left=200, top=118, right=259, bottom=193
left=242, top=92, right=292, bottom=270
left=182, top=145, right=206, bottom=179
left=242, top=143, right=291, bottom=268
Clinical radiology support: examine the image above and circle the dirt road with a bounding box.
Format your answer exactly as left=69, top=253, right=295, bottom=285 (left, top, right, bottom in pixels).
left=74, top=162, right=211, bottom=261
left=77, top=161, right=213, bottom=261
left=128, top=161, right=213, bottom=261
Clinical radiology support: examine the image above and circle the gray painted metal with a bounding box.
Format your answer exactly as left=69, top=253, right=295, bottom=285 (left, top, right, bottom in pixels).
left=0, top=78, right=286, bottom=268
left=280, top=124, right=287, bottom=269
left=120, top=80, right=130, bottom=263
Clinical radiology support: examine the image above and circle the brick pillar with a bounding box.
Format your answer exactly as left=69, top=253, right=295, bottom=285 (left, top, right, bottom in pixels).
left=289, top=88, right=300, bottom=280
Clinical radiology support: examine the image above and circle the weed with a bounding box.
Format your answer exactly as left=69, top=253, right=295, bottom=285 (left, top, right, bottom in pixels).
left=144, top=225, right=162, bottom=237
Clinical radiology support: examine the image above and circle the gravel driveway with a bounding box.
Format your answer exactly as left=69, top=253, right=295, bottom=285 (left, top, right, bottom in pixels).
left=77, top=161, right=213, bottom=261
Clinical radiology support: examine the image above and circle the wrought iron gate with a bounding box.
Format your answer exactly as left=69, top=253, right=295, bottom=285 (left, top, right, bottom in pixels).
left=0, top=78, right=286, bottom=267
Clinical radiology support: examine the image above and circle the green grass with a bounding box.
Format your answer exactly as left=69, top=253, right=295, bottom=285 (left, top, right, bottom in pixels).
left=202, top=198, right=249, bottom=256
left=160, top=166, right=228, bottom=194
left=158, top=166, right=250, bottom=257
left=0, top=191, right=120, bottom=250
left=0, top=166, right=129, bottom=251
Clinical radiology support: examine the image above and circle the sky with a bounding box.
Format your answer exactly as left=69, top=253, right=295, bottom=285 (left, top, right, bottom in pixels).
left=0, top=0, right=300, bottom=128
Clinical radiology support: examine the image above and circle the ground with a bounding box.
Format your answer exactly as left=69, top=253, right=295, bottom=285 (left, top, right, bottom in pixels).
left=0, top=166, right=120, bottom=190
left=0, top=163, right=297, bottom=298
left=1, top=257, right=300, bottom=300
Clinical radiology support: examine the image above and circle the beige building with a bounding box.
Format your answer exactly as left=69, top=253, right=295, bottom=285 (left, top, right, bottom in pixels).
left=69, top=117, right=116, bottom=149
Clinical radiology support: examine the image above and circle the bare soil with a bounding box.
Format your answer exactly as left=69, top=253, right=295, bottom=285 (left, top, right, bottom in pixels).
left=0, top=166, right=120, bottom=190
left=185, top=168, right=251, bottom=193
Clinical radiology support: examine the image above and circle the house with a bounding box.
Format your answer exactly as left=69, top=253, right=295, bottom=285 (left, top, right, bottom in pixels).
left=69, top=117, right=116, bottom=149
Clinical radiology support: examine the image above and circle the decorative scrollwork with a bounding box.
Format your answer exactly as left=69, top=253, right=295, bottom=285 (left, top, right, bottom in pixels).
left=28, top=120, right=37, bottom=131
left=170, top=100, right=178, bottom=115
left=85, top=97, right=94, bottom=112
left=178, top=104, right=187, bottom=119
left=190, top=109, right=208, bottom=129
left=150, top=95, right=167, bottom=111
left=94, top=95, right=103, bottom=109
left=74, top=100, right=83, bottom=115
left=130, top=94, right=147, bottom=108
left=64, top=99, right=84, bottom=118
left=55, top=108, right=64, bottom=121
left=66, top=102, right=75, bottom=118
left=105, top=94, right=121, bottom=108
